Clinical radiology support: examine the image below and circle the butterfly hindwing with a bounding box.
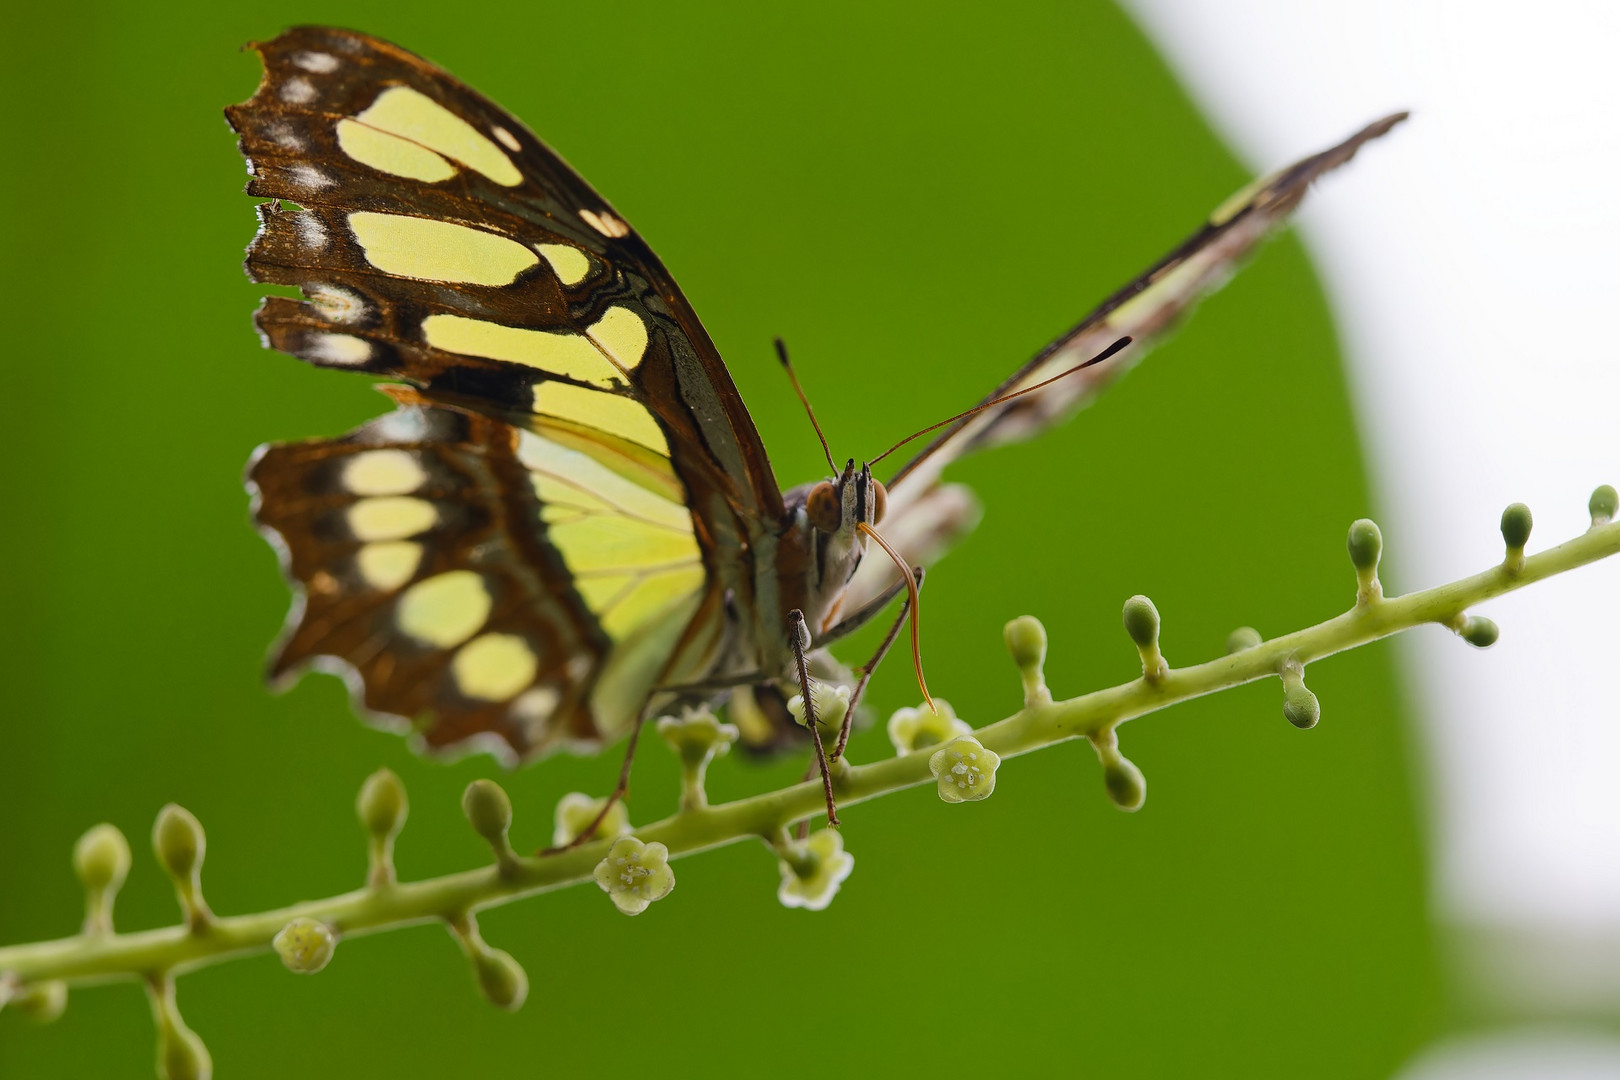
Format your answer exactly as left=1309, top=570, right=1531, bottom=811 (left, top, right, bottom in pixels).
left=249, top=394, right=725, bottom=761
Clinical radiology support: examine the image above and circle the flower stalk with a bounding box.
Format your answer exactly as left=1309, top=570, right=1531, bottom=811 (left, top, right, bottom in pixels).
left=0, top=503, right=1615, bottom=1032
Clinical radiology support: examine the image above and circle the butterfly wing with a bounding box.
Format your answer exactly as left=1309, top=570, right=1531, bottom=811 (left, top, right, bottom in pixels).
left=229, top=26, right=778, bottom=760
left=845, top=114, right=1407, bottom=610
left=249, top=394, right=723, bottom=762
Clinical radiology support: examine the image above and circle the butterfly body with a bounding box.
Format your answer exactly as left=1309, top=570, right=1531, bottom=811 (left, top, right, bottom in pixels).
left=231, top=26, right=1403, bottom=764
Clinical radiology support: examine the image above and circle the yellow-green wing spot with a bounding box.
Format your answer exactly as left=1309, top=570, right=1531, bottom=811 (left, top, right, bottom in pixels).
left=395, top=570, right=492, bottom=648
left=348, top=212, right=538, bottom=285
left=451, top=632, right=541, bottom=701
left=351, top=85, right=522, bottom=187
left=335, top=118, right=457, bottom=183
left=356, top=540, right=424, bottom=591
left=534, top=383, right=669, bottom=456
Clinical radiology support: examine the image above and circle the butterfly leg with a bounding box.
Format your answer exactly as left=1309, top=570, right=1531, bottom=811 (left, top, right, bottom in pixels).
left=538, top=709, right=650, bottom=855
left=655, top=574, right=919, bottom=699
left=788, top=609, right=840, bottom=827
left=813, top=572, right=914, bottom=650
left=832, top=567, right=924, bottom=763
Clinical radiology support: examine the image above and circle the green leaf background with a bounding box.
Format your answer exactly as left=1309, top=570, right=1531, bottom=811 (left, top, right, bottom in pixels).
left=0, top=2, right=1437, bottom=1075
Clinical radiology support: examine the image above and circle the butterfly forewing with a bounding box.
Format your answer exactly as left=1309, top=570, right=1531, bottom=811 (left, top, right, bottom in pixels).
left=884, top=112, right=1409, bottom=499
left=228, top=27, right=778, bottom=515
left=841, top=114, right=1408, bottom=614
left=231, top=27, right=778, bottom=760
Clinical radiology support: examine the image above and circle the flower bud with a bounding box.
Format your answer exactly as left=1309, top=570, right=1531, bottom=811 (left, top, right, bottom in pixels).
left=273, top=917, right=337, bottom=974
left=356, top=768, right=408, bottom=841
left=447, top=915, right=529, bottom=1010
left=1004, top=615, right=1050, bottom=704
left=1122, top=595, right=1167, bottom=679
left=1283, top=681, right=1321, bottom=730
left=1004, top=614, right=1047, bottom=671
left=152, top=805, right=211, bottom=930
left=927, top=736, right=1001, bottom=803
left=147, top=979, right=211, bottom=1080
left=1459, top=616, right=1500, bottom=648
left=1346, top=518, right=1382, bottom=572
left=152, top=804, right=204, bottom=881
left=1225, top=626, right=1262, bottom=654
left=1347, top=518, right=1383, bottom=603
left=11, top=980, right=67, bottom=1024
left=1121, top=595, right=1160, bottom=648
left=472, top=946, right=529, bottom=1011
left=462, top=779, right=518, bottom=874
left=74, top=823, right=131, bottom=935
left=1103, top=755, right=1147, bottom=812
left=358, top=768, right=407, bottom=889
left=1590, top=484, right=1617, bottom=527
left=462, top=780, right=513, bottom=848
left=74, top=823, right=131, bottom=893
left=1501, top=502, right=1533, bottom=565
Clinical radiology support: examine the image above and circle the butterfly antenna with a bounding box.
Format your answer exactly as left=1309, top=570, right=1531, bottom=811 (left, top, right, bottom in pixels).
left=856, top=521, right=937, bottom=715
left=775, top=337, right=838, bottom=475
left=867, top=335, right=1133, bottom=467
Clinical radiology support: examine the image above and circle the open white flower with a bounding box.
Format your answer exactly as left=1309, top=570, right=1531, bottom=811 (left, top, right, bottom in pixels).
left=786, top=681, right=852, bottom=736
left=656, top=709, right=740, bottom=766
left=777, top=830, right=855, bottom=911
left=928, top=736, right=1001, bottom=803
left=592, top=836, right=674, bottom=916
left=888, top=699, right=972, bottom=755
left=554, top=793, right=631, bottom=848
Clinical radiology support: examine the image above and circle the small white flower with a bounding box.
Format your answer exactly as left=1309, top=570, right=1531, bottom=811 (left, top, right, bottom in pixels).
left=888, top=698, right=972, bottom=755
left=928, top=736, right=1001, bottom=803
left=656, top=709, right=740, bottom=766
left=553, top=792, right=632, bottom=848
left=592, top=836, right=675, bottom=915
left=786, top=681, right=852, bottom=736
left=776, top=830, right=855, bottom=911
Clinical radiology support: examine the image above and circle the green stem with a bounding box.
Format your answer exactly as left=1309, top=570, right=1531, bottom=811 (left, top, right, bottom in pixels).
left=3, top=518, right=1616, bottom=989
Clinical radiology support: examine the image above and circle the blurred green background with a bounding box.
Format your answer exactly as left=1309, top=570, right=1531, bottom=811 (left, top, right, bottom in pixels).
left=0, top=2, right=1438, bottom=1076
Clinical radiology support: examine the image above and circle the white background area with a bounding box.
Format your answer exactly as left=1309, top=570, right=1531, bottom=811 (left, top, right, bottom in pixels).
left=1122, top=0, right=1620, bottom=1070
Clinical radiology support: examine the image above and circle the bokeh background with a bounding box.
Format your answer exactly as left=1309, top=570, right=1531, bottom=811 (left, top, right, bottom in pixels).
left=6, top=1, right=1601, bottom=1076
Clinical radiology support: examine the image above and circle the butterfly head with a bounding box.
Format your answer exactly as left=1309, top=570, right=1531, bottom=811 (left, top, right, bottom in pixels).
left=803, top=460, right=936, bottom=717
left=804, top=459, right=887, bottom=538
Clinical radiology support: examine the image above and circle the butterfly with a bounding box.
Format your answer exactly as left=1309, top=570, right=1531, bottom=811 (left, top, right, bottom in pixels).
left=228, top=25, right=1403, bottom=768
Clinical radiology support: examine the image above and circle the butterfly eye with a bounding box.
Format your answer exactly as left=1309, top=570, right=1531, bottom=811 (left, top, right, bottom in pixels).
left=870, top=479, right=888, bottom=524
left=806, top=481, right=842, bottom=533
